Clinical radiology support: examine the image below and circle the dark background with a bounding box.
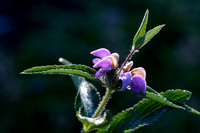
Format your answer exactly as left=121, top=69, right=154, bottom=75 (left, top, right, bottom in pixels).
left=0, top=0, right=200, bottom=132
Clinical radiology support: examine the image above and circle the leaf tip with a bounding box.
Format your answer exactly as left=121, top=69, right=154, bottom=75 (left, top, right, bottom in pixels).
left=59, top=57, right=71, bottom=65
left=144, top=9, right=149, bottom=19
left=146, top=9, right=149, bottom=14
left=20, top=72, right=26, bottom=74
left=59, top=57, right=64, bottom=63
left=161, top=24, right=166, bottom=28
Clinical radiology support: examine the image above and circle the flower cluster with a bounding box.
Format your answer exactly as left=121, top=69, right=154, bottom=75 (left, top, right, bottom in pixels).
left=90, top=48, right=119, bottom=77
left=91, top=48, right=146, bottom=94
left=120, top=66, right=146, bottom=94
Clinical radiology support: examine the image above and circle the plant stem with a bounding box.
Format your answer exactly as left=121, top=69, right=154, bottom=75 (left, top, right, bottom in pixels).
left=93, top=88, right=113, bottom=118
left=117, top=49, right=136, bottom=76
left=84, top=88, right=113, bottom=132
left=113, top=49, right=137, bottom=84
left=82, top=128, right=88, bottom=133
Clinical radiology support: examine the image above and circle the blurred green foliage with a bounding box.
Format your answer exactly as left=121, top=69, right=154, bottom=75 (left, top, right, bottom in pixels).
left=0, top=0, right=200, bottom=132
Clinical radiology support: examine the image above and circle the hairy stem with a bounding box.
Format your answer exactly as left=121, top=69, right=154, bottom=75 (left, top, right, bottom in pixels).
left=84, top=88, right=113, bottom=132
left=117, top=49, right=136, bottom=76
left=93, top=88, right=113, bottom=118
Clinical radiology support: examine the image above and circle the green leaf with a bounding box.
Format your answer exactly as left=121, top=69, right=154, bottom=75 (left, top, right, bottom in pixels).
left=182, top=104, right=200, bottom=116
left=74, top=87, right=82, bottom=111
left=144, top=90, right=186, bottom=110
left=161, top=89, right=200, bottom=115
left=77, top=109, right=112, bottom=132
left=133, top=9, right=149, bottom=49
left=160, top=89, right=191, bottom=104
left=21, top=64, right=96, bottom=75
left=76, top=78, right=101, bottom=117
left=132, top=9, right=165, bottom=50
left=128, top=87, right=186, bottom=110
left=59, top=57, right=72, bottom=65
left=60, top=58, right=110, bottom=131
left=146, top=86, right=159, bottom=94
left=21, top=65, right=99, bottom=82
left=58, top=58, right=101, bottom=117
left=105, top=89, right=200, bottom=132
left=135, top=24, right=165, bottom=49
left=103, top=98, right=169, bottom=133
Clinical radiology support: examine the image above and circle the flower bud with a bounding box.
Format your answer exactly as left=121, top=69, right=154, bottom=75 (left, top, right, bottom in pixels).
left=123, top=61, right=133, bottom=72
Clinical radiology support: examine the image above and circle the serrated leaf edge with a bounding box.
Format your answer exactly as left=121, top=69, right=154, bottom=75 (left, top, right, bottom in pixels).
left=21, top=64, right=96, bottom=74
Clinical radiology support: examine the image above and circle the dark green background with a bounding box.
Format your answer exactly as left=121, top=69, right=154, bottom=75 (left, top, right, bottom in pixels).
left=0, top=0, right=200, bottom=132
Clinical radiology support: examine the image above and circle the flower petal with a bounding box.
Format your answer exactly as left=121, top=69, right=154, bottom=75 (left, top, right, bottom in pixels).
left=103, top=55, right=118, bottom=69
left=138, top=67, right=146, bottom=79
left=119, top=72, right=132, bottom=91
left=111, top=53, right=119, bottom=62
left=131, top=75, right=146, bottom=94
left=90, top=48, right=111, bottom=58
left=95, top=68, right=106, bottom=77
left=93, top=59, right=112, bottom=69
left=131, top=67, right=146, bottom=79
left=92, top=58, right=101, bottom=64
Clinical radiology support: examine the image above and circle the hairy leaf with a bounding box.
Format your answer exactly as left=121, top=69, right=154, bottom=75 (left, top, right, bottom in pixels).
left=182, top=104, right=200, bottom=115
left=135, top=24, right=165, bottom=49
left=146, top=86, right=159, bottom=94
left=77, top=78, right=101, bottom=117
left=128, top=87, right=185, bottom=109
left=77, top=109, right=112, bottom=132
left=21, top=65, right=99, bottom=82
left=145, top=91, right=185, bottom=110
left=104, top=89, right=200, bottom=132
left=58, top=58, right=101, bottom=117
left=59, top=57, right=72, bottom=65
left=21, top=64, right=96, bottom=74
left=160, top=89, right=191, bottom=104
left=133, top=9, right=149, bottom=50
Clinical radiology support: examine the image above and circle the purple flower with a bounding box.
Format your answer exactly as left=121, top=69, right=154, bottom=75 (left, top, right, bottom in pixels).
left=130, top=75, right=146, bottom=94
left=91, top=48, right=119, bottom=77
left=131, top=67, right=146, bottom=79
left=119, top=72, right=132, bottom=91
left=119, top=67, right=146, bottom=94
left=91, top=48, right=111, bottom=58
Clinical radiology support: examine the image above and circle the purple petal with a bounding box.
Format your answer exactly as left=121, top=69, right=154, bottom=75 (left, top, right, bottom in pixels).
left=119, top=72, right=131, bottom=91
left=131, top=85, right=140, bottom=94
left=93, top=59, right=112, bottom=70
left=90, top=48, right=111, bottom=58
left=131, top=75, right=146, bottom=94
left=92, top=58, right=101, bottom=64
left=95, top=68, right=106, bottom=77
left=138, top=67, right=146, bottom=78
